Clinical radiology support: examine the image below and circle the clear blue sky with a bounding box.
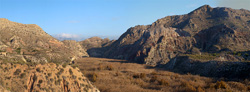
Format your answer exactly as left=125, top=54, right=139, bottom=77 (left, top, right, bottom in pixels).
left=0, top=0, right=249, bottom=39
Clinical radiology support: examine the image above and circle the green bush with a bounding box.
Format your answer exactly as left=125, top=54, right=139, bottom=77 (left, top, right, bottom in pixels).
left=62, top=63, right=67, bottom=68
left=69, top=68, right=73, bottom=75
left=212, top=53, right=217, bottom=56
left=237, top=53, right=242, bottom=56
left=245, top=53, right=249, bottom=57
left=16, top=48, right=21, bottom=54
left=71, top=64, right=78, bottom=69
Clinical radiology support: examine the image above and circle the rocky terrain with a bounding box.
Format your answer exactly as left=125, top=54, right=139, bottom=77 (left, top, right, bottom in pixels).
left=79, top=37, right=114, bottom=57
left=1, top=4, right=250, bottom=92
left=76, top=5, right=250, bottom=80
left=0, top=18, right=89, bottom=63
left=0, top=18, right=98, bottom=92
left=0, top=60, right=99, bottom=92
left=102, top=5, right=250, bottom=65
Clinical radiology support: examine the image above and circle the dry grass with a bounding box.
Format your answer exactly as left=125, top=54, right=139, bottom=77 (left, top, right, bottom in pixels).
left=76, top=57, right=249, bottom=92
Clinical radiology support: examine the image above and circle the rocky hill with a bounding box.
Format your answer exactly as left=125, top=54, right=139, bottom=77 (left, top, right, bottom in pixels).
left=0, top=18, right=97, bottom=91
left=0, top=60, right=99, bottom=92
left=0, top=18, right=89, bottom=63
left=79, top=37, right=114, bottom=57
left=102, top=5, right=250, bottom=65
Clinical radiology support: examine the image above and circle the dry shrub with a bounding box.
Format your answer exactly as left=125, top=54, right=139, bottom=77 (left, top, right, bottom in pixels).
left=150, top=71, right=157, bottom=75
left=150, top=75, right=158, bottom=82
left=229, top=82, right=246, bottom=91
left=14, top=69, right=21, bottom=75
left=196, top=86, right=205, bottom=92
left=158, top=79, right=169, bottom=86
left=181, top=81, right=196, bottom=92
left=247, top=85, right=250, bottom=91
left=90, top=73, right=98, bottom=82
left=215, top=81, right=228, bottom=89
left=106, top=65, right=114, bottom=70
left=134, top=79, right=145, bottom=87
left=133, top=73, right=146, bottom=79
left=97, top=65, right=103, bottom=70
left=20, top=73, right=26, bottom=78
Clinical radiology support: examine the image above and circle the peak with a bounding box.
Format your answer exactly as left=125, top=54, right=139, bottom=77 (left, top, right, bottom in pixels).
left=189, top=5, right=213, bottom=14
left=195, top=5, right=212, bottom=11
left=199, top=5, right=212, bottom=9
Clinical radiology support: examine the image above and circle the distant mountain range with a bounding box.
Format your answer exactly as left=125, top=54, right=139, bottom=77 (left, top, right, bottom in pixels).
left=53, top=33, right=119, bottom=41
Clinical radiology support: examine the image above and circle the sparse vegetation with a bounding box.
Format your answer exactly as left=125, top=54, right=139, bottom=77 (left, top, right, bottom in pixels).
left=185, top=54, right=217, bottom=61
left=158, top=79, right=169, bottom=86
left=90, top=73, right=98, bottom=82
left=15, top=48, right=21, bottom=54
left=106, top=64, right=114, bottom=70
left=36, top=68, right=41, bottom=72
left=62, top=63, right=67, bottom=68
left=57, top=68, right=64, bottom=76
left=69, top=68, right=73, bottom=75
left=14, top=69, right=21, bottom=75
left=133, top=73, right=146, bottom=79
left=76, top=57, right=250, bottom=92
left=245, top=53, right=249, bottom=57
left=215, top=81, right=228, bottom=89
left=20, top=73, right=26, bottom=78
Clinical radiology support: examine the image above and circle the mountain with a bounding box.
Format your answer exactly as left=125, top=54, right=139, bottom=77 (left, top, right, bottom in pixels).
left=101, top=5, right=250, bottom=66
left=0, top=19, right=98, bottom=91
left=0, top=18, right=89, bottom=63
left=79, top=37, right=114, bottom=57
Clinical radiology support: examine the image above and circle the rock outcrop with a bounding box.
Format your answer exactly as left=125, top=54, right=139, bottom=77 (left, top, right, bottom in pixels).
left=103, top=5, right=250, bottom=65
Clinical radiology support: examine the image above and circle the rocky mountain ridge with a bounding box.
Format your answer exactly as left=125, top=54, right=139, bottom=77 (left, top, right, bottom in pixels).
left=100, top=5, right=250, bottom=66
left=0, top=18, right=89, bottom=63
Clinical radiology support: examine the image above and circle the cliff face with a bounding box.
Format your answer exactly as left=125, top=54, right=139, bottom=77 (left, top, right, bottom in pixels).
left=103, top=5, right=250, bottom=65
left=0, top=61, right=99, bottom=92
left=0, top=18, right=89, bottom=63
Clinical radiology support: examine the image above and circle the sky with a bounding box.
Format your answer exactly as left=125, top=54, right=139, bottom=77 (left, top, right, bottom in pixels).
left=0, top=0, right=250, bottom=40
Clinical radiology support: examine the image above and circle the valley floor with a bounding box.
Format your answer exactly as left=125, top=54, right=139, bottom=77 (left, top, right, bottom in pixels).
left=77, top=57, right=250, bottom=92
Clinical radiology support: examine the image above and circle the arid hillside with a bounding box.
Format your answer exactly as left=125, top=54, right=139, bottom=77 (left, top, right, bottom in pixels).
left=0, top=60, right=99, bottom=92
left=0, top=18, right=89, bottom=63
